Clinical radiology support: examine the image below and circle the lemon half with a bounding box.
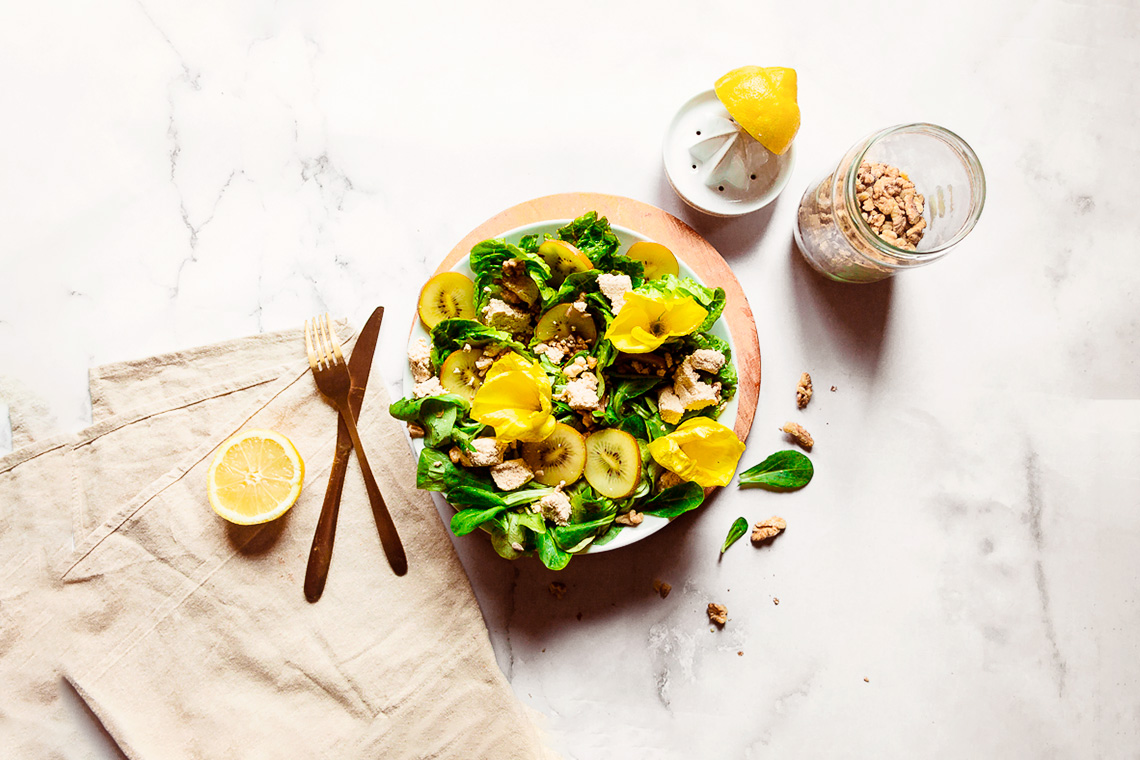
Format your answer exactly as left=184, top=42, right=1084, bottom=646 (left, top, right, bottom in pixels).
left=714, top=66, right=800, bottom=156
left=207, top=429, right=305, bottom=525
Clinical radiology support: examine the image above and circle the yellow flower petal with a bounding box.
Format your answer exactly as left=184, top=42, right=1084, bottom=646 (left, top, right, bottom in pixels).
left=647, top=418, right=745, bottom=488
left=605, top=292, right=707, bottom=354
left=470, top=353, right=555, bottom=442
left=659, top=298, right=708, bottom=335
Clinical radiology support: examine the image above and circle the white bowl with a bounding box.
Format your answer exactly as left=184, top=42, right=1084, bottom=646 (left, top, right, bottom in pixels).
left=404, top=219, right=739, bottom=554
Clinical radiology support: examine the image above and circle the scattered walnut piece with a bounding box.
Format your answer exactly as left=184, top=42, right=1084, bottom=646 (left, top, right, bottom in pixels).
left=796, top=372, right=813, bottom=408
left=752, top=516, right=787, bottom=543
left=773, top=597, right=780, bottom=606
left=707, top=603, right=728, bottom=627
left=830, top=385, right=837, bottom=392
left=548, top=581, right=567, bottom=599
left=406, top=422, right=425, bottom=438
left=615, top=510, right=644, bottom=526
left=864, top=677, right=870, bottom=683
left=855, top=161, right=927, bottom=250
left=781, top=421, right=814, bottom=450
left=653, top=579, right=672, bottom=599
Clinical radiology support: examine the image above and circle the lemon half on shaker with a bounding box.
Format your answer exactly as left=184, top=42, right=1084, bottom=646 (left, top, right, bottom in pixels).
left=207, top=429, right=305, bottom=525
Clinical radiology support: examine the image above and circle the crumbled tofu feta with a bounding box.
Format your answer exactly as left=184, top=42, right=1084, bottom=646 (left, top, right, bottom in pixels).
left=690, top=349, right=726, bottom=373
left=536, top=490, right=572, bottom=526
left=466, top=437, right=507, bottom=467
left=674, top=357, right=720, bottom=411
left=408, top=337, right=434, bottom=383
left=657, top=386, right=685, bottom=425
left=571, top=299, right=588, bottom=314
left=597, top=273, right=633, bottom=313
left=481, top=298, right=532, bottom=336
left=562, top=355, right=590, bottom=379
left=559, top=371, right=601, bottom=411
left=490, top=459, right=534, bottom=491
left=533, top=342, right=566, bottom=364
left=413, top=377, right=446, bottom=398
left=474, top=353, right=494, bottom=372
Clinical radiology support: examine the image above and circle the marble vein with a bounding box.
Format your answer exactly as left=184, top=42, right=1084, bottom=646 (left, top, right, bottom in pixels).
left=1024, top=448, right=1067, bottom=696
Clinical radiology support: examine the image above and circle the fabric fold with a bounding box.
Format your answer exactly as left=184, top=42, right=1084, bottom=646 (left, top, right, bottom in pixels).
left=1, top=324, right=559, bottom=760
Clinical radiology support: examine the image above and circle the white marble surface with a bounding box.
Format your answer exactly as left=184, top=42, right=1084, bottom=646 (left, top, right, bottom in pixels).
left=3, top=1, right=1139, bottom=757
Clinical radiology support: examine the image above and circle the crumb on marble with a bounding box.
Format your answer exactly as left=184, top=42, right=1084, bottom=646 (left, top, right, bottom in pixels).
left=738, top=651, right=744, bottom=656
left=796, top=372, right=813, bottom=408
left=781, top=421, right=814, bottom=450
left=830, top=385, right=837, bottom=392
left=864, top=677, right=870, bottom=683
left=707, top=603, right=728, bottom=627
left=653, top=579, right=671, bottom=599
left=548, top=581, right=567, bottom=599
left=773, top=597, right=780, bottom=606
left=752, top=516, right=787, bottom=543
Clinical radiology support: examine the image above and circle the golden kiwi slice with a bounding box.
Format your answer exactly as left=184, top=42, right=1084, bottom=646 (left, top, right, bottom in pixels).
left=418, top=271, right=476, bottom=329
left=519, top=423, right=587, bottom=487
left=533, top=303, right=597, bottom=346
left=626, top=242, right=680, bottom=280
left=538, top=240, right=594, bottom=286
left=439, top=350, right=483, bottom=401
left=583, top=428, right=642, bottom=498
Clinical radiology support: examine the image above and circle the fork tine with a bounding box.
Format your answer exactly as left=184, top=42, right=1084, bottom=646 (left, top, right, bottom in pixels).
left=316, top=313, right=333, bottom=368
left=305, top=318, right=319, bottom=370
left=325, top=313, right=345, bottom=364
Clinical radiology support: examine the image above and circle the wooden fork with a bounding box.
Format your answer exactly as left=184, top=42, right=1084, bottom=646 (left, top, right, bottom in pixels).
left=305, top=314, right=408, bottom=577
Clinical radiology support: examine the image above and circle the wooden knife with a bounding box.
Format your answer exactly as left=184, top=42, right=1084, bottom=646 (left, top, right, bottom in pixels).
left=304, top=306, right=385, bottom=602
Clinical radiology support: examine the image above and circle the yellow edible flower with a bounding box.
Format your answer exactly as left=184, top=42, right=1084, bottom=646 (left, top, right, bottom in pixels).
left=470, top=353, right=556, bottom=442
left=604, top=292, right=707, bottom=354
left=647, top=418, right=745, bottom=488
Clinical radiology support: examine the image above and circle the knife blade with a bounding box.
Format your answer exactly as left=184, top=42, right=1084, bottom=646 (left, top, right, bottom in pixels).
left=304, top=306, right=385, bottom=602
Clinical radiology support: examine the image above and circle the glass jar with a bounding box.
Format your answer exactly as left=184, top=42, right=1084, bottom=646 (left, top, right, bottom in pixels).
left=794, top=123, right=985, bottom=283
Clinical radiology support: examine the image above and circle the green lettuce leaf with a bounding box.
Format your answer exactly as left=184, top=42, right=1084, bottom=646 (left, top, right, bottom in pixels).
left=429, top=319, right=531, bottom=368
left=469, top=239, right=554, bottom=311
left=389, top=394, right=470, bottom=448
left=552, top=513, right=616, bottom=553
left=536, top=530, right=572, bottom=570
left=639, top=482, right=705, bottom=519
left=416, top=448, right=492, bottom=492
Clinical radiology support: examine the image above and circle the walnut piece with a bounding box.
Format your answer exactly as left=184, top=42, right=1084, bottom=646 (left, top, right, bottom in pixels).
left=406, top=422, right=425, bottom=439
left=796, top=372, right=813, bottom=408
left=653, top=579, right=672, bottom=598
left=614, top=510, right=643, bottom=527
left=707, top=603, right=728, bottom=627
left=854, top=161, right=927, bottom=250
left=781, top=421, right=814, bottom=450
left=752, top=516, right=787, bottom=543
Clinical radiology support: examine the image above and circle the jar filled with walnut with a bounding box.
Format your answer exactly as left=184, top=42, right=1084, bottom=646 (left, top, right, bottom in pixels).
left=794, top=123, right=986, bottom=283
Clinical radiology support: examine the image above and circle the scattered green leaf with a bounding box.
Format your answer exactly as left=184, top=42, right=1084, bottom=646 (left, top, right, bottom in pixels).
left=721, top=517, right=748, bottom=554
left=738, top=450, right=814, bottom=490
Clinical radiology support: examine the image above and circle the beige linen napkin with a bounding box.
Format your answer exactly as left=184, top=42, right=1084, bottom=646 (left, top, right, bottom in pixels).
left=0, top=330, right=306, bottom=757
left=1, top=326, right=558, bottom=760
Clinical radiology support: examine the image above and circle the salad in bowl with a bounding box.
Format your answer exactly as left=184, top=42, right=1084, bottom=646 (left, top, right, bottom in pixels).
left=391, top=212, right=746, bottom=569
